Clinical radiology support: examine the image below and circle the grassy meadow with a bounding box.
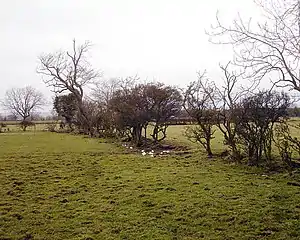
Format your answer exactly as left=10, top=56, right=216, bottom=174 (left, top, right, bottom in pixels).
left=0, top=125, right=300, bottom=239
left=0, top=121, right=58, bottom=132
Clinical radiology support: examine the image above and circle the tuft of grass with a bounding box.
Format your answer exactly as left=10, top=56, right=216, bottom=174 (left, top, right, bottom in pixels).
left=0, top=132, right=300, bottom=239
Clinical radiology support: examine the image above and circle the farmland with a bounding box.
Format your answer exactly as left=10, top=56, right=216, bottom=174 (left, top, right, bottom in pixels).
left=1, top=127, right=300, bottom=239
left=3, top=0, right=300, bottom=239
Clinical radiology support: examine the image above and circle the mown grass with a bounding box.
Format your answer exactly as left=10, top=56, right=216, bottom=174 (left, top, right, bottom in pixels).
left=1, top=129, right=300, bottom=239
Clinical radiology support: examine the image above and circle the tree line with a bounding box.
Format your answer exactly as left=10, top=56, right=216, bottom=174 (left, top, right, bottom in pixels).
left=2, top=0, right=300, bottom=168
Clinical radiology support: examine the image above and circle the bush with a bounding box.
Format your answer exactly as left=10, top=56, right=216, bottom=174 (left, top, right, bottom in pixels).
left=0, top=123, right=7, bottom=133
left=235, top=91, right=290, bottom=165
left=45, top=123, right=57, bottom=132
left=19, top=120, right=35, bottom=131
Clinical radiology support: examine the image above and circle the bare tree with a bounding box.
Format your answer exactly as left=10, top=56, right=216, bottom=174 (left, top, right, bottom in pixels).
left=90, top=76, right=139, bottom=138
left=92, top=76, right=138, bottom=106
left=208, top=0, right=300, bottom=91
left=2, top=86, right=45, bottom=130
left=109, top=83, right=150, bottom=146
left=138, top=82, right=182, bottom=142
left=274, top=122, right=293, bottom=168
left=212, top=62, right=256, bottom=161
left=92, top=78, right=121, bottom=106
left=184, top=72, right=216, bottom=157
left=235, top=91, right=290, bottom=165
left=37, top=39, right=100, bottom=135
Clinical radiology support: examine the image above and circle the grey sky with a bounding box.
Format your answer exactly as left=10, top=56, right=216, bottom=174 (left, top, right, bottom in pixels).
left=0, top=0, right=260, bottom=111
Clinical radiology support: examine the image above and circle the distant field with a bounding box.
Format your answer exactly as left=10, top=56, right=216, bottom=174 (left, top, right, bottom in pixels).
left=0, top=120, right=58, bottom=125
left=1, top=126, right=300, bottom=239
left=0, top=120, right=59, bottom=132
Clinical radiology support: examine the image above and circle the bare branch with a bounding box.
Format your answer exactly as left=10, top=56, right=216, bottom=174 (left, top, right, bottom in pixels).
left=207, top=0, right=300, bottom=92
left=2, top=86, right=45, bottom=121
left=37, top=39, right=101, bottom=100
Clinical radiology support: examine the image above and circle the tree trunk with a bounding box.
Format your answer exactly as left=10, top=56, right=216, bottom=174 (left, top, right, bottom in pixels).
left=77, top=99, right=94, bottom=137
left=133, top=125, right=143, bottom=147
left=22, top=117, right=27, bottom=131
left=152, top=125, right=159, bottom=142
left=247, top=145, right=255, bottom=166
left=206, top=141, right=213, bottom=158
left=228, top=140, right=241, bottom=162
left=144, top=124, right=148, bottom=139
left=152, top=124, right=168, bottom=142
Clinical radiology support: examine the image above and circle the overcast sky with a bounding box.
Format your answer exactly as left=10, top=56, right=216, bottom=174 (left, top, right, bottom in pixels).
left=0, top=0, right=261, bottom=112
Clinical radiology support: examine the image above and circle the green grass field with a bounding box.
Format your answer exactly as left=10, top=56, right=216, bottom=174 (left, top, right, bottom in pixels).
left=1, top=126, right=300, bottom=239
left=0, top=121, right=58, bottom=132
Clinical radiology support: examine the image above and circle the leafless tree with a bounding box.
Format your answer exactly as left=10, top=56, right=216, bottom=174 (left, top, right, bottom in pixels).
left=109, top=83, right=150, bottom=146
left=92, top=78, right=121, bottom=106
left=212, top=62, right=256, bottom=161
left=184, top=72, right=217, bottom=157
left=208, top=0, right=300, bottom=91
left=37, top=39, right=101, bottom=135
left=235, top=91, right=290, bottom=165
left=90, top=76, right=140, bottom=138
left=106, top=80, right=182, bottom=146
left=144, top=83, right=182, bottom=142
left=2, top=86, right=45, bottom=130
left=274, top=122, right=294, bottom=167
left=92, top=76, right=138, bottom=106
left=78, top=100, right=104, bottom=136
